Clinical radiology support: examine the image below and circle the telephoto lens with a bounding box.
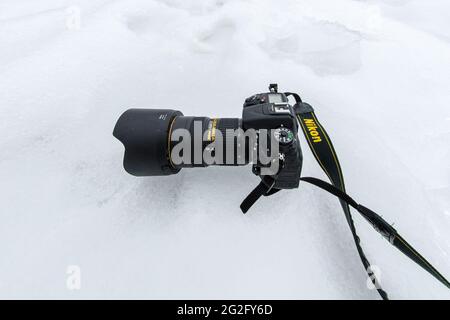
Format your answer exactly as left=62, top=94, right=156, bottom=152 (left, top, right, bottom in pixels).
left=113, top=109, right=248, bottom=176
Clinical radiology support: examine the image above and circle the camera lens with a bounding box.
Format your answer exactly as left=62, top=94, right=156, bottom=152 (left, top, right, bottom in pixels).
left=113, top=109, right=248, bottom=176
left=113, top=109, right=182, bottom=176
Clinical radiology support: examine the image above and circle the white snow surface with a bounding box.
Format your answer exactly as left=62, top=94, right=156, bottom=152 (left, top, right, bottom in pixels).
left=0, top=0, right=449, bottom=299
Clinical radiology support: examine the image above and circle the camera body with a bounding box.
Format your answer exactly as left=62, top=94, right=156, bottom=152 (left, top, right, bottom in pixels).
left=113, top=84, right=303, bottom=190
left=242, top=86, right=302, bottom=189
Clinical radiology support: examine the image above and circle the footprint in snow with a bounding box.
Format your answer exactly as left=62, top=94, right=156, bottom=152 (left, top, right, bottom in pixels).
left=193, top=19, right=237, bottom=54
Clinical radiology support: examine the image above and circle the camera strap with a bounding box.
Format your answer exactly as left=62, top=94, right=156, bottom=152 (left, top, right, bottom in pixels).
left=240, top=93, right=449, bottom=299
left=240, top=176, right=280, bottom=214
left=292, top=96, right=449, bottom=299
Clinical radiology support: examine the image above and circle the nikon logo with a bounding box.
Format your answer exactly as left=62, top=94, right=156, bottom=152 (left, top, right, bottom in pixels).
left=303, top=119, right=322, bottom=143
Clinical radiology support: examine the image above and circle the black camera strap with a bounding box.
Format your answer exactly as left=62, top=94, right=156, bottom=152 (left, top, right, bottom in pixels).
left=240, top=93, right=450, bottom=299
left=292, top=98, right=387, bottom=299
left=292, top=96, right=449, bottom=299
left=240, top=177, right=280, bottom=213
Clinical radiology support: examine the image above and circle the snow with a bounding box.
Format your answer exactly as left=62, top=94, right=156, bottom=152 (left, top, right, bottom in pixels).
left=0, top=0, right=449, bottom=299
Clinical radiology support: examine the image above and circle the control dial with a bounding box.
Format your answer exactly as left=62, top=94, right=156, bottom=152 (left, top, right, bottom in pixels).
left=274, top=127, right=294, bottom=145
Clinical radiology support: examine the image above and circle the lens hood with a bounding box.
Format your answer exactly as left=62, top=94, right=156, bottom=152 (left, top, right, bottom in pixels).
left=113, top=108, right=182, bottom=176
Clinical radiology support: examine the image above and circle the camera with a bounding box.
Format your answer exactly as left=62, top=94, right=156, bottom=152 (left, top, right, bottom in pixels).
left=112, top=85, right=450, bottom=297
left=113, top=84, right=302, bottom=190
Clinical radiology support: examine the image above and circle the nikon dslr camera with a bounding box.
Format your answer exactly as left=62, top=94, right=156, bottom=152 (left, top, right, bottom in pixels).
left=113, top=84, right=303, bottom=194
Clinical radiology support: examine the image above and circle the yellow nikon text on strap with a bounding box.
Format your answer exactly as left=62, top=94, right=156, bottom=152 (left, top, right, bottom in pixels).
left=302, top=118, right=322, bottom=143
